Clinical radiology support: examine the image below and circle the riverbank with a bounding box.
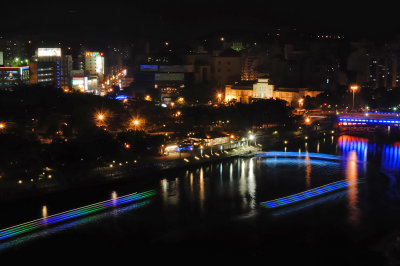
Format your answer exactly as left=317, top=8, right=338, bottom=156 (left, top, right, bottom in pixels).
left=0, top=145, right=262, bottom=204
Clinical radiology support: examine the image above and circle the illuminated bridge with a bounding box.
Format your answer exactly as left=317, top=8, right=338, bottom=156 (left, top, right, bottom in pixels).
left=338, top=112, right=400, bottom=128
left=258, top=151, right=363, bottom=210
left=0, top=190, right=155, bottom=243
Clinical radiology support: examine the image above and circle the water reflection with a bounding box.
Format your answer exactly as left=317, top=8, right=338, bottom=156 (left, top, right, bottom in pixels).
left=338, top=135, right=400, bottom=172
left=42, top=206, right=48, bottom=218
left=345, top=151, right=360, bottom=226
left=200, top=167, right=205, bottom=212
left=248, top=159, right=256, bottom=209
left=0, top=200, right=151, bottom=252
left=305, top=153, right=311, bottom=189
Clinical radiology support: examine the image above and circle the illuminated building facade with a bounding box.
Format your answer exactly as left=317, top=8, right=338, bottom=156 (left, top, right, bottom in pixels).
left=85, top=52, right=104, bottom=77
left=31, top=48, right=72, bottom=90
left=225, top=78, right=323, bottom=105
left=224, top=81, right=253, bottom=103
left=83, top=52, right=105, bottom=94
left=71, top=77, right=88, bottom=92
left=0, top=66, right=29, bottom=90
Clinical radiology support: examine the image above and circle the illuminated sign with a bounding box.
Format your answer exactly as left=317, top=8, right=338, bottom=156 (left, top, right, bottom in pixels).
left=38, top=48, right=62, bottom=57
left=85, top=52, right=104, bottom=57
left=140, top=65, right=158, bottom=71
left=155, top=73, right=184, bottom=81
left=0, top=51, right=3, bottom=65
left=159, top=65, right=184, bottom=72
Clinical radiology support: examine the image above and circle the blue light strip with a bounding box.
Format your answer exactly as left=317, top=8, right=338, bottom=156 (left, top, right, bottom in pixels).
left=339, top=117, right=400, bottom=125
left=366, top=112, right=400, bottom=115
left=0, top=190, right=155, bottom=242
left=260, top=179, right=361, bottom=209
left=257, top=151, right=341, bottom=161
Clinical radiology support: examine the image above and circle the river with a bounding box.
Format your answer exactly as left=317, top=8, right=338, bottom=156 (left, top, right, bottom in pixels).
left=1, top=134, right=400, bottom=265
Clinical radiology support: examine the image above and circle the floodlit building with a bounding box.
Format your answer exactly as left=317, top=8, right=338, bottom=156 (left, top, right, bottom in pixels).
left=224, top=77, right=323, bottom=105
left=224, top=81, right=254, bottom=103
left=252, top=77, right=274, bottom=99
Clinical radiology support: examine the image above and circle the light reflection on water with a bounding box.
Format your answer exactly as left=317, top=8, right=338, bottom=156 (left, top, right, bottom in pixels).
left=4, top=134, right=400, bottom=253
left=0, top=200, right=151, bottom=252
left=345, top=151, right=360, bottom=226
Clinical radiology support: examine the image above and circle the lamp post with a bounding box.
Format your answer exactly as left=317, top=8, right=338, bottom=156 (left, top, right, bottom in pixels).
left=350, top=85, right=359, bottom=111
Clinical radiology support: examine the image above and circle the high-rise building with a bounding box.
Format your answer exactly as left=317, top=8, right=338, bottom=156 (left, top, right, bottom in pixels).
left=83, top=51, right=105, bottom=94
left=84, top=51, right=104, bottom=77
left=30, top=48, right=72, bottom=90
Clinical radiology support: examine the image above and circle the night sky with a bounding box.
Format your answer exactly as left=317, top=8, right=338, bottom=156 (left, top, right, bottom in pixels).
left=1, top=2, right=399, bottom=43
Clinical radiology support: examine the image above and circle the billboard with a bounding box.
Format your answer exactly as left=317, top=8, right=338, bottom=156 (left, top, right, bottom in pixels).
left=140, top=65, right=158, bottom=71
left=85, top=52, right=104, bottom=57
left=0, top=51, right=3, bottom=65
left=159, top=65, right=184, bottom=72
left=155, top=73, right=184, bottom=81
left=38, top=48, right=62, bottom=57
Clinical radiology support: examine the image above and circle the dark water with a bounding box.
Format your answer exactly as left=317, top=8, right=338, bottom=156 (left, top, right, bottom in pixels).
left=2, top=135, right=400, bottom=264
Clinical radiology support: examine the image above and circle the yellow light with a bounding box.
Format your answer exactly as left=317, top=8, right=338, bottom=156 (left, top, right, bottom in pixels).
left=350, top=85, right=359, bottom=91
left=0, top=123, right=5, bottom=129
left=97, top=114, right=104, bottom=121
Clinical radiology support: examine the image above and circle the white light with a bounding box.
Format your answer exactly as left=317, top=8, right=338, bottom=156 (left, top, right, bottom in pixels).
left=38, top=48, right=61, bottom=57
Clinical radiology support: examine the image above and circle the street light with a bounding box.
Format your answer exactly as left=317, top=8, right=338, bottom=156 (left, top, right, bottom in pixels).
left=217, top=93, right=222, bottom=103
left=95, top=112, right=106, bottom=127
left=298, top=98, right=304, bottom=108
left=350, top=85, right=359, bottom=111
left=131, top=119, right=140, bottom=130
left=249, top=134, right=255, bottom=146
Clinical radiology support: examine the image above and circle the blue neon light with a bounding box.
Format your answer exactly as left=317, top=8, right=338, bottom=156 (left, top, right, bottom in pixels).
left=175, top=146, right=193, bottom=152
left=339, top=117, right=400, bottom=125
left=257, top=151, right=341, bottom=161
left=115, top=95, right=130, bottom=100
